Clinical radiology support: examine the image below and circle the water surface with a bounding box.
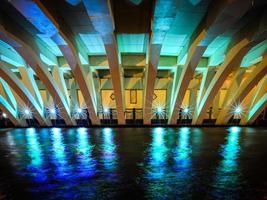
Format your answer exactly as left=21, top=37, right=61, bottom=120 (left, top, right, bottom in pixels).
left=0, top=127, right=267, bottom=199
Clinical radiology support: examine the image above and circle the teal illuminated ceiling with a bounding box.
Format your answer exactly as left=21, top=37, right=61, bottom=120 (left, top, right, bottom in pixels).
left=117, top=34, right=149, bottom=53
left=204, top=36, right=231, bottom=57
left=161, top=34, right=187, bottom=56
left=207, top=37, right=231, bottom=66
left=79, top=33, right=106, bottom=55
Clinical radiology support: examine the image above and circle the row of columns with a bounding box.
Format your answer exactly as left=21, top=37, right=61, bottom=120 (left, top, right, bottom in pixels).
left=0, top=0, right=266, bottom=126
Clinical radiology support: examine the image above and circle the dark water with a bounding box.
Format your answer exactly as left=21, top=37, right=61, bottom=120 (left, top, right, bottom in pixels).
left=0, top=127, right=267, bottom=200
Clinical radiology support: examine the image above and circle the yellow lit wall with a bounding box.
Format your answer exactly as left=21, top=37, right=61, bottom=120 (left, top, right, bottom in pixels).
left=152, top=89, right=167, bottom=108
left=101, top=90, right=116, bottom=108
left=125, top=90, right=143, bottom=109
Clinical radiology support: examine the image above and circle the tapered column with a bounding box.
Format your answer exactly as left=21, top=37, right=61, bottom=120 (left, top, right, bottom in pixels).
left=58, top=45, right=100, bottom=124
left=143, top=44, right=162, bottom=124
left=104, top=36, right=125, bottom=124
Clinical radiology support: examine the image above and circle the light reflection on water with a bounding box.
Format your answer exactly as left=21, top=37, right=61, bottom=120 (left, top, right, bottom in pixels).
left=145, top=127, right=193, bottom=199
left=51, top=128, right=71, bottom=179
left=0, top=127, right=267, bottom=200
left=173, top=127, right=192, bottom=197
left=101, top=128, right=117, bottom=173
left=76, top=128, right=96, bottom=178
left=25, top=128, right=47, bottom=182
left=148, top=127, right=168, bottom=178
left=212, top=126, right=242, bottom=199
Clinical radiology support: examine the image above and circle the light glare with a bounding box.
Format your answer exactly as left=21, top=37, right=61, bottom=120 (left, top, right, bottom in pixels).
left=103, top=108, right=109, bottom=113
left=77, top=108, right=82, bottom=114
left=234, top=106, right=242, bottom=114
left=156, top=107, right=163, bottom=114
left=24, top=108, right=30, bottom=115
left=50, top=108, right=56, bottom=114
left=183, top=107, right=189, bottom=114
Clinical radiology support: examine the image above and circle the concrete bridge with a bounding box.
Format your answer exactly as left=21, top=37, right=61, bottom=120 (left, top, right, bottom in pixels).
left=0, top=0, right=266, bottom=126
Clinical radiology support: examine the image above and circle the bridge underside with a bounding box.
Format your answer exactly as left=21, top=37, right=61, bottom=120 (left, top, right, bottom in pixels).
left=0, top=0, right=267, bottom=127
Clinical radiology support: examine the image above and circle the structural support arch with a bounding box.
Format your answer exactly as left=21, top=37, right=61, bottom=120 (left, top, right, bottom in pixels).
left=31, top=0, right=100, bottom=125
left=143, top=43, right=162, bottom=124
left=0, top=14, right=75, bottom=126
left=216, top=53, right=267, bottom=124
left=168, top=0, right=251, bottom=124
left=143, top=0, right=181, bottom=124
left=0, top=64, right=50, bottom=126
left=82, top=0, right=126, bottom=124
left=192, top=13, right=267, bottom=125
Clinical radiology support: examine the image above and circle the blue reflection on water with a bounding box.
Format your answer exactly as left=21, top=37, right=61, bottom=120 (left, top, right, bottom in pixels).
left=144, top=127, right=193, bottom=199
left=51, top=128, right=71, bottom=179
left=26, top=128, right=42, bottom=167
left=101, top=128, right=118, bottom=176
left=174, top=127, right=192, bottom=171
left=212, top=126, right=241, bottom=199
left=0, top=127, right=259, bottom=199
left=148, top=127, right=168, bottom=179
left=145, top=127, right=168, bottom=199
left=76, top=128, right=96, bottom=178
left=173, top=127, right=192, bottom=198
left=25, top=128, right=47, bottom=182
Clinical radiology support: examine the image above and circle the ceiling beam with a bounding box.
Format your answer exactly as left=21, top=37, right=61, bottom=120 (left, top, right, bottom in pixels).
left=143, top=43, right=161, bottom=124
